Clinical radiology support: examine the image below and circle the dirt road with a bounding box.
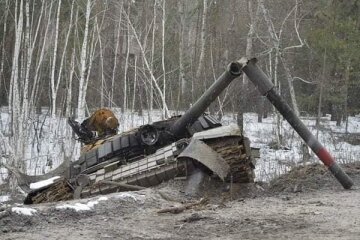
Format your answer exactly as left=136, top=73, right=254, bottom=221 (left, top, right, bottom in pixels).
left=1, top=163, right=360, bottom=240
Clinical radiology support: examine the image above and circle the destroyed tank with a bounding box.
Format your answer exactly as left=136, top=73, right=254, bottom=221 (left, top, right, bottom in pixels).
left=24, top=61, right=256, bottom=204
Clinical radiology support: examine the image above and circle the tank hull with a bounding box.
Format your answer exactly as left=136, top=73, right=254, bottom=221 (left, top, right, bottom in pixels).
left=24, top=124, right=256, bottom=204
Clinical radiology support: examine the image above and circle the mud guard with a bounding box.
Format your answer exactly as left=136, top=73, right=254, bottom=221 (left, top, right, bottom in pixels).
left=178, top=139, right=230, bottom=181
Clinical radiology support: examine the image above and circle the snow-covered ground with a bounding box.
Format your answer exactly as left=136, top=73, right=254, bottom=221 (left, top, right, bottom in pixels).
left=1, top=107, right=359, bottom=183
left=56, top=196, right=109, bottom=212
left=240, top=113, right=360, bottom=182
left=1, top=108, right=360, bottom=240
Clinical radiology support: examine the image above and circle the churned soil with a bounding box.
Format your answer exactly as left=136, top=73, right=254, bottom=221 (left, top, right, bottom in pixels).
left=1, top=162, right=360, bottom=240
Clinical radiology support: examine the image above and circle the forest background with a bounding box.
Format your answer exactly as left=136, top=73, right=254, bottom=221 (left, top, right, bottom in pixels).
left=0, top=0, right=359, bottom=186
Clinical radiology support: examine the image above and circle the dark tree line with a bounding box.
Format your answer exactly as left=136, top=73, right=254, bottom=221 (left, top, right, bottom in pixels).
left=0, top=0, right=359, bottom=122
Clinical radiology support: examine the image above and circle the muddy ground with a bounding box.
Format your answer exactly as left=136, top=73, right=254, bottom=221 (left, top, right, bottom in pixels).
left=1, top=162, right=360, bottom=240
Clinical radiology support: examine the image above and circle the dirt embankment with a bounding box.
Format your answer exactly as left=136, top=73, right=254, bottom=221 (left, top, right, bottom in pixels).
left=1, top=162, right=360, bottom=240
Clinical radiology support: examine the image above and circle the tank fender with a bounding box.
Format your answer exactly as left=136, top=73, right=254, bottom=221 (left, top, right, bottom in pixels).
left=178, top=139, right=230, bottom=180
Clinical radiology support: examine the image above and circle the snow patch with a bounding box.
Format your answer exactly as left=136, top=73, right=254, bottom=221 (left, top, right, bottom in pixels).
left=56, top=203, right=91, bottom=211
left=56, top=196, right=108, bottom=212
left=30, top=176, right=61, bottom=190
left=12, top=207, right=37, bottom=216
left=0, top=195, right=10, bottom=203
left=98, top=196, right=108, bottom=201
left=87, top=200, right=99, bottom=208
left=115, top=192, right=145, bottom=203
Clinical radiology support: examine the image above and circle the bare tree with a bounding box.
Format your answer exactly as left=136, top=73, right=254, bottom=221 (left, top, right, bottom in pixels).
left=258, top=0, right=305, bottom=117
left=257, top=0, right=307, bottom=147
left=50, top=0, right=62, bottom=118
left=161, top=0, right=166, bottom=119
left=243, top=0, right=260, bottom=85
left=344, top=58, right=351, bottom=133
left=77, top=0, right=92, bottom=119
left=29, top=0, right=53, bottom=113
left=65, top=49, right=75, bottom=117
left=131, top=55, right=138, bottom=125
left=110, top=2, right=123, bottom=108
left=124, top=8, right=170, bottom=118
left=8, top=0, right=24, bottom=189
left=316, top=49, right=326, bottom=129
left=0, top=0, right=9, bottom=91
left=195, top=0, right=208, bottom=81
left=57, top=0, right=75, bottom=115
left=238, top=0, right=261, bottom=130
left=95, top=12, right=106, bottom=108
left=123, top=3, right=131, bottom=113
left=178, top=0, right=186, bottom=111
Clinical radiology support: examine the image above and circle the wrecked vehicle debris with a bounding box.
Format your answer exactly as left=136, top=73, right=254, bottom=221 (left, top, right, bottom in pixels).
left=19, top=57, right=353, bottom=205
left=23, top=60, right=256, bottom=204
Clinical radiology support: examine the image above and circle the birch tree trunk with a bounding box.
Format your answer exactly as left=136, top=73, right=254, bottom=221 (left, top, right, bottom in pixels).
left=161, top=0, right=166, bottom=119
left=178, top=0, right=186, bottom=111
left=77, top=0, right=92, bottom=119
left=280, top=57, right=300, bottom=116
left=8, top=0, right=24, bottom=189
left=29, top=0, right=53, bottom=112
left=316, top=50, right=326, bottom=129
left=123, top=3, right=131, bottom=113
left=243, top=0, right=260, bottom=85
left=50, top=0, right=62, bottom=118
left=0, top=0, right=9, bottom=91
left=83, top=25, right=99, bottom=115
left=21, top=0, right=31, bottom=131
left=9, top=0, right=20, bottom=136
left=195, top=0, right=208, bottom=81
left=56, top=0, right=74, bottom=114
left=149, top=0, right=157, bottom=122
left=259, top=0, right=302, bottom=116
left=96, top=15, right=105, bottom=108
left=110, top=2, right=123, bottom=107
left=23, top=0, right=45, bottom=122
left=260, top=0, right=282, bottom=135
left=344, top=58, right=351, bottom=133
left=66, top=50, right=75, bottom=117
left=125, top=9, right=170, bottom=118
left=239, top=0, right=260, bottom=130
left=16, top=0, right=34, bottom=171
left=10, top=0, right=23, bottom=139
left=131, top=56, right=137, bottom=125
left=258, top=0, right=304, bottom=146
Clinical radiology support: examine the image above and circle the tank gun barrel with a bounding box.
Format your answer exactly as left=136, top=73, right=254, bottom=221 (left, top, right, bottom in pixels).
left=169, top=62, right=242, bottom=136
left=238, top=57, right=353, bottom=190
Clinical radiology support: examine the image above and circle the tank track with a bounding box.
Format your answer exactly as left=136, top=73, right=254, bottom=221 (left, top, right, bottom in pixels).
left=24, top=178, right=74, bottom=204
left=204, top=136, right=255, bottom=183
